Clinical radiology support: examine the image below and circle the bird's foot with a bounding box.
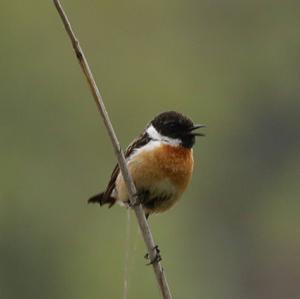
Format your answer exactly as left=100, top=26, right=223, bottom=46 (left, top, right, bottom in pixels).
left=126, top=193, right=140, bottom=208
left=127, top=200, right=139, bottom=208
left=127, top=190, right=150, bottom=208
left=144, top=245, right=162, bottom=265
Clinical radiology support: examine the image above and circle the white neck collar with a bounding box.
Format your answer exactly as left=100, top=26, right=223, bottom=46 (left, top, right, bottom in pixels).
left=146, top=125, right=181, bottom=147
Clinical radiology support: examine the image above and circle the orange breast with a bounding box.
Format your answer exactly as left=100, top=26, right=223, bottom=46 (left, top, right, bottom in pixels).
left=115, top=143, right=194, bottom=204
left=131, top=144, right=193, bottom=191
left=155, top=145, right=193, bottom=188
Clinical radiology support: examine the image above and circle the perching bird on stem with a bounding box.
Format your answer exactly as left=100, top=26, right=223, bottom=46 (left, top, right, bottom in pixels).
left=88, top=111, right=205, bottom=218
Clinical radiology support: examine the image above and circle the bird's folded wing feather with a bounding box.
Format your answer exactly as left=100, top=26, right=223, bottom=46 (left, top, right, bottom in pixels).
left=103, top=131, right=151, bottom=199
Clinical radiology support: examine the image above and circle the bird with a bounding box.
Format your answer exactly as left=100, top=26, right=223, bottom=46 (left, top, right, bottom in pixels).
left=88, top=111, right=205, bottom=218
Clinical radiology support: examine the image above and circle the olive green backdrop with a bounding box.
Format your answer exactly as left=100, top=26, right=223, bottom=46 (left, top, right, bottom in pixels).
left=1, top=1, right=299, bottom=299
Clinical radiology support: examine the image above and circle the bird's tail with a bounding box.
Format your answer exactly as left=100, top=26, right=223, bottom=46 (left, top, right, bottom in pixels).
left=88, top=192, right=116, bottom=207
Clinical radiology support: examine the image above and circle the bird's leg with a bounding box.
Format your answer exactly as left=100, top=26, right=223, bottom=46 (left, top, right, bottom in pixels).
left=127, top=190, right=150, bottom=208
left=127, top=197, right=140, bottom=208
left=126, top=192, right=141, bottom=208
left=144, top=245, right=162, bottom=265
left=128, top=190, right=157, bottom=263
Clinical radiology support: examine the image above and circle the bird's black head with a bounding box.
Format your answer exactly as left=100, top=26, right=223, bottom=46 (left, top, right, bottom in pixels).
left=149, top=111, right=205, bottom=148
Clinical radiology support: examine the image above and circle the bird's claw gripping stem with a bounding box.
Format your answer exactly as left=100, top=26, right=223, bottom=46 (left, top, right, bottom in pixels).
left=144, top=245, right=162, bottom=265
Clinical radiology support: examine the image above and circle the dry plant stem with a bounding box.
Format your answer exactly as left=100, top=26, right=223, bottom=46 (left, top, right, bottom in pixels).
left=53, top=1, right=172, bottom=298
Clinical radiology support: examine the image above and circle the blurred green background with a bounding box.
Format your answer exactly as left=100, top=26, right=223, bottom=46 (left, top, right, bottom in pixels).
left=1, top=1, right=299, bottom=298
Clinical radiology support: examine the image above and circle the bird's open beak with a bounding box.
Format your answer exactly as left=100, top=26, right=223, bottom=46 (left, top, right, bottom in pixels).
left=189, top=124, right=206, bottom=136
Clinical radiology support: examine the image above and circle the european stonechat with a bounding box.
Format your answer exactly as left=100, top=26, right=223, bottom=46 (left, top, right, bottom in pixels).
left=88, top=111, right=205, bottom=218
